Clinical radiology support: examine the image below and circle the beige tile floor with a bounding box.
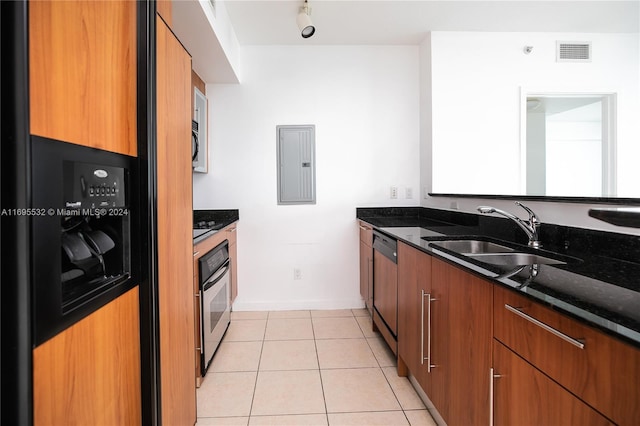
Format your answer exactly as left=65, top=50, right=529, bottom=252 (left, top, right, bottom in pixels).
left=196, top=309, right=439, bottom=426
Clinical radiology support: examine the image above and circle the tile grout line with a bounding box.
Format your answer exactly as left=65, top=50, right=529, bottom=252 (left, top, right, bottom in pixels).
left=310, top=311, right=330, bottom=425
left=245, top=316, right=268, bottom=424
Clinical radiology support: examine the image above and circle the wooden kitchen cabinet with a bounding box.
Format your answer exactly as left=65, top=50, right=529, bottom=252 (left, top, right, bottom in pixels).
left=430, top=257, right=493, bottom=426
left=395, top=246, right=492, bottom=425
left=29, top=0, right=137, bottom=156
left=33, top=288, right=141, bottom=426
left=397, top=242, right=432, bottom=392
left=156, top=15, right=196, bottom=425
left=494, top=285, right=640, bottom=425
left=227, top=224, right=239, bottom=302
left=492, top=340, right=612, bottom=426
left=358, top=221, right=373, bottom=313
left=157, top=0, right=173, bottom=27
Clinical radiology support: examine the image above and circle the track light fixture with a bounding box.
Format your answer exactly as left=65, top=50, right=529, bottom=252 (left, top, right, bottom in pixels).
left=297, top=0, right=315, bottom=39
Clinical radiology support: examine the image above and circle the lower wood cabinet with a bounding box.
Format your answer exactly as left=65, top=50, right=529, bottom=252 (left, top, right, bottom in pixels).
left=430, top=257, right=492, bottom=426
left=226, top=224, right=239, bottom=303
left=492, top=340, right=612, bottom=425
left=494, top=285, right=640, bottom=425
left=358, top=221, right=373, bottom=313
left=382, top=235, right=639, bottom=426
left=397, top=244, right=492, bottom=426
left=33, top=288, right=141, bottom=426
left=397, top=242, right=432, bottom=392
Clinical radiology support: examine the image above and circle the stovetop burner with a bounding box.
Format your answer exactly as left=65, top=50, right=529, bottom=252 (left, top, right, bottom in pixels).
left=194, top=220, right=216, bottom=229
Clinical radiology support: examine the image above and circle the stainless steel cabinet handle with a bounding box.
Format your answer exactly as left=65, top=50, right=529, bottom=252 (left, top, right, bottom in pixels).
left=420, top=291, right=437, bottom=371
left=504, top=304, right=585, bottom=349
left=193, top=251, right=200, bottom=257
left=427, top=293, right=436, bottom=371
left=421, top=290, right=426, bottom=365
left=359, top=225, right=370, bottom=231
left=227, top=228, right=237, bottom=233
left=489, top=368, right=502, bottom=426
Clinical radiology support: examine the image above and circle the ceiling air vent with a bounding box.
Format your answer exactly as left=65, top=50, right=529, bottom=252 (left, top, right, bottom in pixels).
left=556, top=41, right=591, bottom=62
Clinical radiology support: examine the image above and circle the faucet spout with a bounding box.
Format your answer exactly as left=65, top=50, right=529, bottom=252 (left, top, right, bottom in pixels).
left=477, top=202, right=542, bottom=248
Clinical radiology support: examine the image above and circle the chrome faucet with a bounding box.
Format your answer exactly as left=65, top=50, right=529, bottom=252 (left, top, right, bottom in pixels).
left=477, top=201, right=542, bottom=248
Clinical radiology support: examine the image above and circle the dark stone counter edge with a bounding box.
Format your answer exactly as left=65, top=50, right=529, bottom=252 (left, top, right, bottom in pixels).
left=194, top=209, right=239, bottom=226
left=589, top=208, right=640, bottom=228
left=193, top=209, right=239, bottom=245
left=357, top=207, right=640, bottom=349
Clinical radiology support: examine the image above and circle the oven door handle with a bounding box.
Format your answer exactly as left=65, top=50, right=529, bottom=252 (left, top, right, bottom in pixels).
left=202, top=260, right=230, bottom=292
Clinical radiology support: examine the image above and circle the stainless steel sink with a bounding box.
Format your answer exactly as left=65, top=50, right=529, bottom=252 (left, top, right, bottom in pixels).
left=465, top=252, right=566, bottom=266
left=429, top=239, right=569, bottom=266
left=429, top=240, right=516, bottom=254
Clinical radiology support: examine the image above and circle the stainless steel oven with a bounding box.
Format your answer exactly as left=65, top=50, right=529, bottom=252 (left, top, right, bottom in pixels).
left=198, top=240, right=231, bottom=376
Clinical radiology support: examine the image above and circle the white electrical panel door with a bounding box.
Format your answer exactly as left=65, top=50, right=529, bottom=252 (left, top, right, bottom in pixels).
left=277, top=125, right=316, bottom=205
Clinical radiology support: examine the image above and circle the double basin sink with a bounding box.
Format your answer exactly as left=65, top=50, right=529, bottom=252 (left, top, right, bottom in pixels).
left=426, top=239, right=570, bottom=267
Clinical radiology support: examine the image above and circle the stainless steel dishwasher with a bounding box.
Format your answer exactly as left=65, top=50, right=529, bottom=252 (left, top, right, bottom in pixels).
left=372, top=230, right=398, bottom=354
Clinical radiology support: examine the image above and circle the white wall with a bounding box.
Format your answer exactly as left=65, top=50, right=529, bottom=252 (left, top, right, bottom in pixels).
left=422, top=31, right=640, bottom=236
left=194, top=45, right=420, bottom=311
left=428, top=31, right=640, bottom=196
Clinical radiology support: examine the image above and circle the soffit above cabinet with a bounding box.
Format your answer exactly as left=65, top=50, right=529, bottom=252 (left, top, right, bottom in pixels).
left=172, top=0, right=240, bottom=84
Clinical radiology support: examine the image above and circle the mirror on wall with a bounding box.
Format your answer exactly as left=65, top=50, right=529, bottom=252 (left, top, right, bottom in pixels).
left=429, top=2, right=640, bottom=200
left=523, top=93, right=616, bottom=197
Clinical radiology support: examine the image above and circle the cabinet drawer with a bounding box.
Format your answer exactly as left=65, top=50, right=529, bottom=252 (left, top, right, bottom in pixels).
left=224, top=223, right=237, bottom=246
left=359, top=221, right=373, bottom=246
left=494, top=286, right=640, bottom=425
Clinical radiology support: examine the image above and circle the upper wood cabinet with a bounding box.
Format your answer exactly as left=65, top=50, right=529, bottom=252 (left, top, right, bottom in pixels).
left=29, top=0, right=137, bottom=156
left=157, top=0, right=173, bottom=27
left=156, top=15, right=195, bottom=426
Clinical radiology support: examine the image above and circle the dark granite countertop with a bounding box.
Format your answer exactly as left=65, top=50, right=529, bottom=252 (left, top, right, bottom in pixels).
left=193, top=209, right=239, bottom=245
left=589, top=207, right=640, bottom=228
left=357, top=207, right=640, bottom=348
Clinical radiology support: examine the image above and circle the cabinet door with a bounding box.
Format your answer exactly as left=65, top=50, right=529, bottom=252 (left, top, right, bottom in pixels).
left=33, top=288, right=141, bottom=425
left=373, top=251, right=398, bottom=334
left=156, top=16, right=196, bottom=426
left=397, top=242, right=432, bottom=393
left=29, top=0, right=137, bottom=156
left=493, top=340, right=612, bottom=426
left=431, top=258, right=492, bottom=426
left=227, top=225, right=239, bottom=303
left=359, top=240, right=371, bottom=308
left=359, top=222, right=373, bottom=312
left=494, top=286, right=640, bottom=425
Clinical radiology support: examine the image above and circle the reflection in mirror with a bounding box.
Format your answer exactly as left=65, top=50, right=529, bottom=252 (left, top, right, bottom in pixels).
left=524, top=94, right=615, bottom=197
left=429, top=8, right=640, bottom=199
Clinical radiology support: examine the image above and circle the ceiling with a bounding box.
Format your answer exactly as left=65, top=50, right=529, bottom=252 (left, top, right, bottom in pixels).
left=222, top=0, right=640, bottom=45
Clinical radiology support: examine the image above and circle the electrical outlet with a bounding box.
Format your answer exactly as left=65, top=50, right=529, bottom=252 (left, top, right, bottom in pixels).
left=405, top=187, right=413, bottom=199
left=390, top=186, right=398, bottom=199
left=293, top=268, right=302, bottom=280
